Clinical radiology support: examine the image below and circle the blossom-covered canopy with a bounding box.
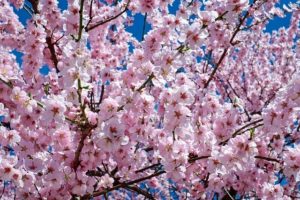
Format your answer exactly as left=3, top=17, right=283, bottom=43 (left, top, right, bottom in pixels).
left=0, top=0, right=300, bottom=199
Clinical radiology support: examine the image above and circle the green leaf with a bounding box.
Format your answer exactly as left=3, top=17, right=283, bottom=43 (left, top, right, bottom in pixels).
left=43, top=83, right=50, bottom=95
left=249, top=128, right=255, bottom=140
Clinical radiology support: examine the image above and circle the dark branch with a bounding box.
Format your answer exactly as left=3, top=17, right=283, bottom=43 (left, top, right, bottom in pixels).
left=86, top=0, right=131, bottom=32
left=222, top=188, right=237, bottom=200
left=135, top=163, right=161, bottom=173
left=86, top=0, right=94, bottom=28
left=204, top=1, right=263, bottom=89
left=0, top=77, right=13, bottom=88
left=98, top=84, right=105, bottom=105
left=0, top=183, right=5, bottom=200
left=27, top=0, right=39, bottom=14
left=46, top=36, right=60, bottom=73
left=86, top=168, right=106, bottom=177
left=81, top=170, right=165, bottom=199
left=204, top=48, right=228, bottom=88
left=239, top=123, right=263, bottom=136
left=136, top=73, right=155, bottom=92
left=82, top=152, right=278, bottom=199
left=219, top=118, right=263, bottom=145
left=254, top=156, right=280, bottom=163
left=188, top=155, right=211, bottom=163
left=34, top=184, right=42, bottom=200
left=141, top=13, right=147, bottom=41
left=75, top=0, right=85, bottom=42
left=124, top=185, right=155, bottom=200
left=71, top=132, right=88, bottom=171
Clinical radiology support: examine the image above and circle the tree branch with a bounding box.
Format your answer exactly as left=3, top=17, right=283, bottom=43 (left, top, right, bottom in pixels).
left=254, top=155, right=280, bottom=163
left=86, top=0, right=131, bottom=32
left=141, top=13, right=147, bottom=41
left=86, top=168, right=106, bottom=177
left=136, top=73, right=155, bottom=92
left=81, top=170, right=165, bottom=199
left=98, top=84, right=105, bottom=105
left=82, top=152, right=279, bottom=199
left=46, top=36, right=60, bottom=73
left=204, top=1, right=263, bottom=89
left=239, top=123, right=263, bottom=136
left=135, top=163, right=161, bottom=173
left=23, top=3, right=34, bottom=15
left=0, top=77, right=45, bottom=109
left=75, top=0, right=85, bottom=42
left=219, top=118, right=263, bottom=145
left=0, top=77, right=13, bottom=88
left=71, top=132, right=89, bottom=171
left=124, top=185, right=155, bottom=200
left=222, top=188, right=237, bottom=200
left=34, top=184, right=42, bottom=200
left=204, top=48, right=228, bottom=88
left=86, top=0, right=94, bottom=28
left=188, top=155, right=211, bottom=163
left=0, top=183, right=5, bottom=200
left=28, top=0, right=39, bottom=14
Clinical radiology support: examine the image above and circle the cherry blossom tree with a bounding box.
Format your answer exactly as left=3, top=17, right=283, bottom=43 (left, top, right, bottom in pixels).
left=0, top=0, right=300, bottom=199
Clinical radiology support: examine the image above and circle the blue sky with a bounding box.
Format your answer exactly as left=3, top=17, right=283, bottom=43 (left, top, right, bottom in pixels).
left=11, top=0, right=296, bottom=75
left=14, top=0, right=296, bottom=37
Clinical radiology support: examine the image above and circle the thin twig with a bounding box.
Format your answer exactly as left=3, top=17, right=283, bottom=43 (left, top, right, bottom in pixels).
left=215, top=11, right=229, bottom=21
left=86, top=0, right=94, bottom=28
left=81, top=170, right=165, bottom=199
left=223, top=188, right=235, bottom=200
left=238, top=123, right=263, bottom=136
left=188, top=155, right=211, bottom=163
left=187, top=0, right=194, bottom=7
left=136, top=73, right=155, bottom=92
left=98, top=84, right=105, bottom=105
left=0, top=77, right=13, bottom=88
left=135, top=163, right=161, bottom=173
left=81, top=152, right=275, bottom=199
left=0, top=183, right=5, bottom=200
left=34, top=184, right=42, bottom=200
left=124, top=185, right=155, bottom=200
left=52, top=34, right=65, bottom=45
left=226, top=80, right=240, bottom=98
left=226, top=79, right=251, bottom=120
left=204, top=48, right=228, bottom=88
left=0, top=77, right=44, bottom=108
left=219, top=118, right=263, bottom=145
left=23, top=4, right=34, bottom=15
left=204, top=0, right=263, bottom=89
left=141, top=13, right=147, bottom=41
left=86, top=0, right=131, bottom=31
left=75, top=0, right=85, bottom=42
left=254, top=156, right=280, bottom=163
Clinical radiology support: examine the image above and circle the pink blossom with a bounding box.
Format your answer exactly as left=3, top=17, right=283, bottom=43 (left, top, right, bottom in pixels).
left=0, top=0, right=300, bottom=199
left=99, top=174, right=114, bottom=188
left=41, top=95, right=67, bottom=124
left=98, top=97, right=119, bottom=120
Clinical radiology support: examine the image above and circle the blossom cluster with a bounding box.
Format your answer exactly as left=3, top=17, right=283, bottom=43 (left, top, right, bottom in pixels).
left=0, top=0, right=300, bottom=199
